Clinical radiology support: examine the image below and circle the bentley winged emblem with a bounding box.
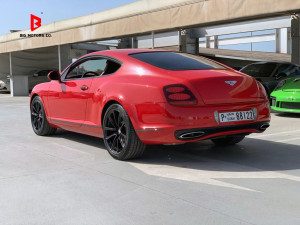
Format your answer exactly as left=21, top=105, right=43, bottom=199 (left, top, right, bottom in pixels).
left=225, top=80, right=237, bottom=86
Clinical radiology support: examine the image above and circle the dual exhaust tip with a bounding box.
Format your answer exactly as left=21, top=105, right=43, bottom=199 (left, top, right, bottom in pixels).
left=260, top=123, right=270, bottom=130
left=177, top=123, right=270, bottom=140
left=178, top=131, right=205, bottom=140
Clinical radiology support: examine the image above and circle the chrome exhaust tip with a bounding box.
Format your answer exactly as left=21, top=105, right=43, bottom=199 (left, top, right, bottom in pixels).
left=178, top=131, right=205, bottom=140
left=260, top=124, right=270, bottom=130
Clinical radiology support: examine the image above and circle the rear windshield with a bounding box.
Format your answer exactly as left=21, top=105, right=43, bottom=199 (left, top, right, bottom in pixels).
left=130, top=52, right=225, bottom=71
left=240, top=63, right=277, bottom=77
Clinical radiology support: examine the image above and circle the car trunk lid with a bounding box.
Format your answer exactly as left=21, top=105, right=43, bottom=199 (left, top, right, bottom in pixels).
left=170, top=69, right=260, bottom=105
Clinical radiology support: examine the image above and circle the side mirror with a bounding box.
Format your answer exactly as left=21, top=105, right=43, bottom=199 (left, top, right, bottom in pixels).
left=47, top=70, right=61, bottom=81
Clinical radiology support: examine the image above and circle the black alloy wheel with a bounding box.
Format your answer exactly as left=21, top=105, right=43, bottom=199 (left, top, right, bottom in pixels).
left=104, top=106, right=128, bottom=154
left=30, top=96, right=56, bottom=136
left=103, top=104, right=145, bottom=160
left=31, top=100, right=44, bottom=132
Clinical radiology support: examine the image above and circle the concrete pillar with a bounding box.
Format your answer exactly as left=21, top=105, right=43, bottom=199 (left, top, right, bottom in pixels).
left=118, top=37, right=137, bottom=49
left=179, top=29, right=199, bottom=55
left=9, top=52, right=29, bottom=96
left=9, top=52, right=12, bottom=77
left=205, top=36, right=210, bottom=48
left=151, top=31, right=155, bottom=49
left=291, top=14, right=300, bottom=64
left=58, top=45, right=62, bottom=72
left=131, top=37, right=137, bottom=48
left=276, top=28, right=288, bottom=54
left=10, top=76, right=29, bottom=96
left=206, top=36, right=218, bottom=49
left=213, top=35, right=218, bottom=49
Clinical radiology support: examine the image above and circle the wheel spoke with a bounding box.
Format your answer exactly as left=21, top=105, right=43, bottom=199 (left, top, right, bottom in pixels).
left=105, top=133, right=117, bottom=140
left=37, top=119, right=41, bottom=129
left=32, top=103, right=38, bottom=113
left=119, top=122, right=125, bottom=130
left=35, top=102, right=40, bottom=112
left=104, top=126, right=116, bottom=131
left=119, top=133, right=126, bottom=139
left=111, top=135, right=118, bottom=150
left=116, top=138, right=120, bottom=151
left=111, top=111, right=118, bottom=127
left=108, top=115, right=117, bottom=128
left=32, top=106, right=38, bottom=114
left=117, top=112, right=122, bottom=127
left=118, top=136, right=125, bottom=148
left=33, top=117, right=38, bottom=128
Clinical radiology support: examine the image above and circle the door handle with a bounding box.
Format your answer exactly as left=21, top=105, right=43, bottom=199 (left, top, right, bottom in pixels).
left=80, top=85, right=89, bottom=91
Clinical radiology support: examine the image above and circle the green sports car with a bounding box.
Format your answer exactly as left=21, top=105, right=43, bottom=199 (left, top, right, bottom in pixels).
left=270, top=77, right=300, bottom=113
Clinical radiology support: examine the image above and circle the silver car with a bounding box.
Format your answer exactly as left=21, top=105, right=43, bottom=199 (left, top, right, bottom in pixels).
left=0, top=75, right=10, bottom=91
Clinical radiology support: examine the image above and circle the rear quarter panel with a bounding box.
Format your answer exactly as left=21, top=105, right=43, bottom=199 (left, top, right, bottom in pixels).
left=85, top=62, right=181, bottom=131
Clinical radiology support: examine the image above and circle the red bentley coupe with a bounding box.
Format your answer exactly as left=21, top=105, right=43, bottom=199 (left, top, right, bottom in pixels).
left=30, top=49, right=270, bottom=160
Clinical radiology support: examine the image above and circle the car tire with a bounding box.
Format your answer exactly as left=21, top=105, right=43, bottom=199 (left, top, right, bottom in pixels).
left=103, top=104, right=146, bottom=160
left=211, top=135, right=245, bottom=146
left=30, top=96, right=57, bottom=136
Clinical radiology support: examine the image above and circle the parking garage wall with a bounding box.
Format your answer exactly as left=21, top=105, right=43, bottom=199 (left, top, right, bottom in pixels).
left=0, top=54, right=9, bottom=78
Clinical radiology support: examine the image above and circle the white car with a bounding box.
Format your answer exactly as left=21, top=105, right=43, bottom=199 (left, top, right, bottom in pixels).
left=0, top=75, right=10, bottom=91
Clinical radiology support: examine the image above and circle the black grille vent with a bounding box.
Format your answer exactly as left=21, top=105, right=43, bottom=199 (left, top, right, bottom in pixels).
left=281, top=102, right=300, bottom=110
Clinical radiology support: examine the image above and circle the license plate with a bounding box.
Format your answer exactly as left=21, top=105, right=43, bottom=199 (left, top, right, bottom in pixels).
left=219, top=109, right=256, bottom=123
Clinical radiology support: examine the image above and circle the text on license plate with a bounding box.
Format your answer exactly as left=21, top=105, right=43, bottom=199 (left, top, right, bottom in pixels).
left=219, top=109, right=256, bottom=123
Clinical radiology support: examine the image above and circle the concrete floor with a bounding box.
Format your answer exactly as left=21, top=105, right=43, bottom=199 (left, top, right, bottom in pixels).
left=0, top=95, right=300, bottom=225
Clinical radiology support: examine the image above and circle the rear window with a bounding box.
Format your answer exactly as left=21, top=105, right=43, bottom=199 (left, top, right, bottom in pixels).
left=130, top=52, right=225, bottom=70
left=240, top=63, right=277, bottom=77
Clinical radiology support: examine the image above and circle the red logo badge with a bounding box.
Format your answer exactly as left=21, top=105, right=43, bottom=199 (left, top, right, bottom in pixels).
left=30, top=14, right=42, bottom=31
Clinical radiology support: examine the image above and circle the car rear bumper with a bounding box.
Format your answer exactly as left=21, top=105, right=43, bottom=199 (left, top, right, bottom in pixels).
left=134, top=101, right=271, bottom=144
left=174, top=122, right=270, bottom=140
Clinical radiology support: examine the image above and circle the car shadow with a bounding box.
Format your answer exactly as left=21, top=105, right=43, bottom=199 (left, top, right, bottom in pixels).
left=51, top=129, right=300, bottom=172
left=136, top=139, right=300, bottom=172
left=274, top=113, right=300, bottom=118
left=52, top=129, right=105, bottom=148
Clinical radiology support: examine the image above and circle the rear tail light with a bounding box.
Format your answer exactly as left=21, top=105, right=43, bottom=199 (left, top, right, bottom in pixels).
left=163, top=84, right=197, bottom=106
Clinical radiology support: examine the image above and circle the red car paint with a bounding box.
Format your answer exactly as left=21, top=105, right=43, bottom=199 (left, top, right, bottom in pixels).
left=30, top=49, right=270, bottom=144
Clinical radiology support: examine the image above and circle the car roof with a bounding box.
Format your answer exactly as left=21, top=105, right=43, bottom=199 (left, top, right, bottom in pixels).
left=248, top=61, right=294, bottom=66
left=83, top=49, right=169, bottom=60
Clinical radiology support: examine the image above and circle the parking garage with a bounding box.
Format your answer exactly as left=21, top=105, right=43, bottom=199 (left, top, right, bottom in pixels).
left=1, top=0, right=300, bottom=96
left=0, top=1, right=300, bottom=225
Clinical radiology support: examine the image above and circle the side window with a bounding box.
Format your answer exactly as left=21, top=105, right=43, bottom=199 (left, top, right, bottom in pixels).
left=276, top=64, right=300, bottom=77
left=103, top=60, right=121, bottom=75
left=259, top=63, right=277, bottom=77
left=276, top=64, right=291, bottom=75
left=65, top=58, right=108, bottom=80
left=242, top=64, right=276, bottom=78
